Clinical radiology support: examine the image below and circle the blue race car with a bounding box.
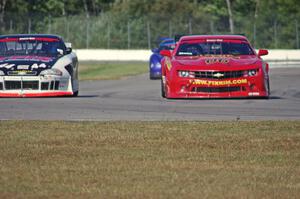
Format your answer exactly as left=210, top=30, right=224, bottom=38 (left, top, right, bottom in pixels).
left=149, top=38, right=175, bottom=79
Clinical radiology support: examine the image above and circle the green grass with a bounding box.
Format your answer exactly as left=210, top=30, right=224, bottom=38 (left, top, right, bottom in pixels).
left=0, top=121, right=300, bottom=198
left=79, top=61, right=148, bottom=80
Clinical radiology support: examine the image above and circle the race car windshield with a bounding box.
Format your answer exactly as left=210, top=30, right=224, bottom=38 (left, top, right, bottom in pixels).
left=176, top=42, right=255, bottom=56
left=0, top=38, right=64, bottom=57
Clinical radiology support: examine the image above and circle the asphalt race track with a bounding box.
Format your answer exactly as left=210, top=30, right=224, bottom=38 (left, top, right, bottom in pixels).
left=0, top=67, right=300, bottom=121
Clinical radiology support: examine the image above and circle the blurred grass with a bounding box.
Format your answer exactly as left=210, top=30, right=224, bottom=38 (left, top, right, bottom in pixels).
left=79, top=61, right=148, bottom=80
left=0, top=121, right=299, bottom=198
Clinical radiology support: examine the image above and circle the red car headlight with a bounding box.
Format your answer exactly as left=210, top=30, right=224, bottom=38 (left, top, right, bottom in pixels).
left=178, top=70, right=195, bottom=78
left=243, top=69, right=258, bottom=77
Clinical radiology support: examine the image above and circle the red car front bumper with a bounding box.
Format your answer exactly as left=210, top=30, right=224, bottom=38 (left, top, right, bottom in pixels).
left=166, top=76, right=269, bottom=98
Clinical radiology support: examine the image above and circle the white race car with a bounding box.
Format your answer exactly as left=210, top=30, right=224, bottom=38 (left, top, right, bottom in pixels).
left=0, top=34, right=79, bottom=97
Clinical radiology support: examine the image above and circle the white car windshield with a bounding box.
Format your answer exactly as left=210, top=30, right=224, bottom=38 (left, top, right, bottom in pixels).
left=0, top=37, right=64, bottom=57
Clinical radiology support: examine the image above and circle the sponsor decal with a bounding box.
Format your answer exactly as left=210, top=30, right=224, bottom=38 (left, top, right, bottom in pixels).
left=205, top=58, right=229, bottom=65
left=204, top=54, right=233, bottom=57
left=206, top=39, right=223, bottom=42
left=162, top=76, right=166, bottom=84
left=13, top=71, right=28, bottom=75
left=178, top=52, right=193, bottom=56
left=31, top=63, right=47, bottom=69
left=248, top=92, right=260, bottom=96
left=0, top=63, right=15, bottom=69
left=8, top=70, right=37, bottom=75
left=17, top=65, right=30, bottom=70
left=19, top=37, right=36, bottom=41
left=59, top=80, right=68, bottom=89
left=0, top=56, right=53, bottom=62
left=190, top=78, right=248, bottom=86
left=213, top=73, right=224, bottom=78
left=0, top=63, right=48, bottom=70
left=165, top=58, right=172, bottom=70
left=0, top=37, right=59, bottom=42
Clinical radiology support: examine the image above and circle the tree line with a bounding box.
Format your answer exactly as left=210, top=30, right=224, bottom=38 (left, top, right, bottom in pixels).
left=0, top=0, right=299, bottom=49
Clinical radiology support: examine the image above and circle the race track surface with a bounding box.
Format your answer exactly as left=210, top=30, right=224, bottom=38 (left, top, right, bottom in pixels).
left=0, top=67, right=300, bottom=121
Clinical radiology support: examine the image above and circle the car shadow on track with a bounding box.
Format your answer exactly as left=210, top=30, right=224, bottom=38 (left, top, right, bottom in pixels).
left=55, top=95, right=99, bottom=98
left=164, top=95, right=282, bottom=101
left=73, top=95, right=99, bottom=98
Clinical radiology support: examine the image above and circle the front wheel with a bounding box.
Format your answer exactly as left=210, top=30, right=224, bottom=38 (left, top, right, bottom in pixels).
left=265, top=78, right=270, bottom=97
left=267, top=80, right=270, bottom=96
left=150, top=73, right=156, bottom=80
left=161, top=78, right=166, bottom=98
left=72, top=91, right=79, bottom=97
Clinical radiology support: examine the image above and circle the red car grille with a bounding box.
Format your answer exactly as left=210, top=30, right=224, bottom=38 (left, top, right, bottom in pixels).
left=192, top=86, right=241, bottom=93
left=194, top=71, right=244, bottom=79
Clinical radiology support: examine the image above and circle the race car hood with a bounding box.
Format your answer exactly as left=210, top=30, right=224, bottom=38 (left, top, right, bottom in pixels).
left=175, top=55, right=260, bottom=69
left=0, top=55, right=58, bottom=76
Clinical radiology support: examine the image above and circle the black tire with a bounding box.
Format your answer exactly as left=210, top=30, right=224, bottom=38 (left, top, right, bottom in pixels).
left=150, top=74, right=155, bottom=80
left=161, top=78, right=166, bottom=98
left=267, top=80, right=270, bottom=96
left=149, top=63, right=154, bottom=80
left=72, top=91, right=79, bottom=97
left=265, top=80, right=270, bottom=99
left=263, top=79, right=271, bottom=99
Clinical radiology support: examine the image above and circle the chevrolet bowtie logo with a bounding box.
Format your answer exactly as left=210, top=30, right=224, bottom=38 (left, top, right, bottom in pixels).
left=213, top=73, right=224, bottom=78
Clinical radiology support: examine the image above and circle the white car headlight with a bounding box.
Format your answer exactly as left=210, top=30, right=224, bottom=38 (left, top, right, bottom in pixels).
left=155, top=62, right=161, bottom=68
left=40, top=68, right=63, bottom=76
left=0, top=70, right=4, bottom=76
left=150, top=62, right=161, bottom=68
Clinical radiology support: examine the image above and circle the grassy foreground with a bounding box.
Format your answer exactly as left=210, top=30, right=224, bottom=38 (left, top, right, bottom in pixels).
left=79, top=61, right=148, bottom=80
left=0, top=121, right=299, bottom=198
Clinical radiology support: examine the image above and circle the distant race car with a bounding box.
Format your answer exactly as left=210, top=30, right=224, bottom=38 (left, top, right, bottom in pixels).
left=160, top=35, right=270, bottom=98
left=149, top=38, right=175, bottom=79
left=0, top=34, right=79, bottom=97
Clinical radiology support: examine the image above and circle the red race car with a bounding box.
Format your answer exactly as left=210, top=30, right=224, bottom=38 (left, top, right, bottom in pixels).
left=160, top=35, right=270, bottom=99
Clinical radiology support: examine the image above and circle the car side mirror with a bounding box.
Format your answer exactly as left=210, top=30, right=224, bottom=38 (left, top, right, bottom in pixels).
left=65, top=42, right=72, bottom=54
left=160, top=50, right=172, bottom=57
left=57, top=49, right=64, bottom=55
left=65, top=48, right=72, bottom=54
left=258, top=49, right=268, bottom=57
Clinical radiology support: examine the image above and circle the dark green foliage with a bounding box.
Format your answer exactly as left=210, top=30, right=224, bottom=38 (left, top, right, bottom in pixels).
left=1, top=0, right=299, bottom=49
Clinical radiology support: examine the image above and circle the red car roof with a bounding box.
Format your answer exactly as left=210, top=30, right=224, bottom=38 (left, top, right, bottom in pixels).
left=180, top=35, right=249, bottom=42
